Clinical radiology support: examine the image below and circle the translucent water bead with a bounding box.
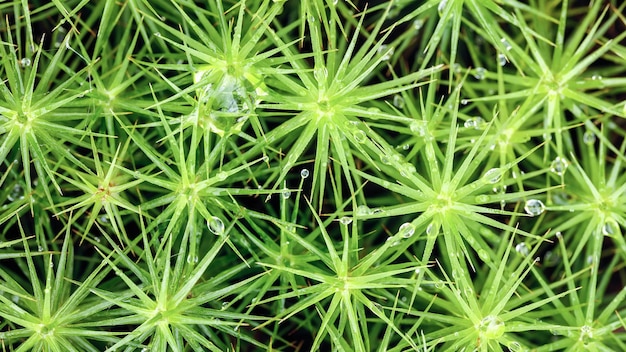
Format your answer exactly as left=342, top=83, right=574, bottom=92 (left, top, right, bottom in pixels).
left=194, top=72, right=256, bottom=136
left=207, top=216, right=225, bottom=235
left=524, top=199, right=545, bottom=216
left=477, top=315, right=505, bottom=339
left=482, top=168, right=502, bottom=184
left=464, top=117, right=485, bottom=130
left=550, top=157, right=569, bottom=176
left=398, top=222, right=415, bottom=238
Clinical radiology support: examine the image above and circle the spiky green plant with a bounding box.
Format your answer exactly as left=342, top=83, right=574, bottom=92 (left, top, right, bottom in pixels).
left=1, top=0, right=626, bottom=351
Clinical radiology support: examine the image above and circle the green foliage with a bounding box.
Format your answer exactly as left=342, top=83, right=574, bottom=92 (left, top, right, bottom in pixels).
left=1, top=0, right=626, bottom=350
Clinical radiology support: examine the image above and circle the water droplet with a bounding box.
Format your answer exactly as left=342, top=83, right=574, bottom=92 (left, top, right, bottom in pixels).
left=7, top=183, right=23, bottom=202
left=515, top=243, right=529, bottom=256
left=99, top=214, right=109, bottom=224
left=498, top=53, right=507, bottom=66
left=154, top=32, right=161, bottom=37
left=386, top=237, right=401, bottom=247
left=356, top=205, right=370, bottom=216
left=38, top=245, right=44, bottom=252
left=477, top=315, right=505, bottom=339
left=477, top=249, right=489, bottom=261
left=580, top=325, right=593, bottom=343
left=410, top=120, right=427, bottom=136
left=473, top=67, right=486, bottom=80
left=437, top=0, right=447, bottom=15
left=353, top=130, right=366, bottom=143
left=281, top=189, right=291, bottom=199
left=549, top=156, right=569, bottom=176
left=426, top=223, right=438, bottom=238
left=300, top=169, right=309, bottom=178
left=371, top=208, right=384, bottom=215
left=602, top=219, right=617, bottom=236
left=314, top=67, right=328, bottom=83
left=392, top=95, right=405, bottom=109
left=475, top=194, right=490, bottom=203
left=380, top=155, right=392, bottom=165
left=398, top=222, right=415, bottom=238
left=500, top=37, right=512, bottom=51
left=207, top=216, right=225, bottom=235
left=483, top=168, right=503, bottom=184
left=460, top=99, right=468, bottom=105
left=377, top=45, right=394, bottom=61
left=20, top=57, right=31, bottom=67
left=508, top=341, right=522, bottom=352
left=591, top=74, right=602, bottom=81
left=524, top=199, right=545, bottom=216
left=215, top=171, right=228, bottom=181
left=583, top=130, right=596, bottom=145
left=339, top=216, right=352, bottom=225
left=463, top=116, right=485, bottom=130
left=194, top=74, right=256, bottom=136
left=413, top=19, right=424, bottom=30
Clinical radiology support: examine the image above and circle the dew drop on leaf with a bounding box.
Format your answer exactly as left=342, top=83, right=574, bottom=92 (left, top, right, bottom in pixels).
left=207, top=216, right=225, bottom=235
left=339, top=216, right=352, bottom=225
left=473, top=67, right=486, bottom=80
left=463, top=116, right=485, bottom=130
left=478, top=315, right=505, bottom=339
left=583, top=130, right=596, bottom=145
left=475, top=195, right=490, bottom=203
left=398, top=222, right=415, bottom=238
left=550, top=156, right=569, bottom=176
left=377, top=45, right=394, bottom=61
left=498, top=53, right=507, bottom=66
left=300, top=169, right=309, bottom=179
left=356, top=205, right=370, bottom=216
left=410, top=120, right=427, bottom=136
left=438, top=0, right=447, bottom=15
left=602, top=219, right=617, bottom=236
left=413, top=19, right=424, bottom=30
left=425, top=223, right=435, bottom=238
left=281, top=189, right=291, bottom=199
left=515, top=243, right=529, bottom=256
left=392, top=95, right=405, bottom=109
left=353, top=130, right=366, bottom=143
left=500, top=37, right=512, bottom=51
left=20, top=57, right=31, bottom=67
left=7, top=184, right=23, bottom=202
left=524, top=199, right=545, bottom=216
left=483, top=168, right=502, bottom=184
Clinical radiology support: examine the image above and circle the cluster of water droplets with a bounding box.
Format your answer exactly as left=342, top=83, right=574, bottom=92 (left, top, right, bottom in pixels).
left=7, top=183, right=24, bottom=202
